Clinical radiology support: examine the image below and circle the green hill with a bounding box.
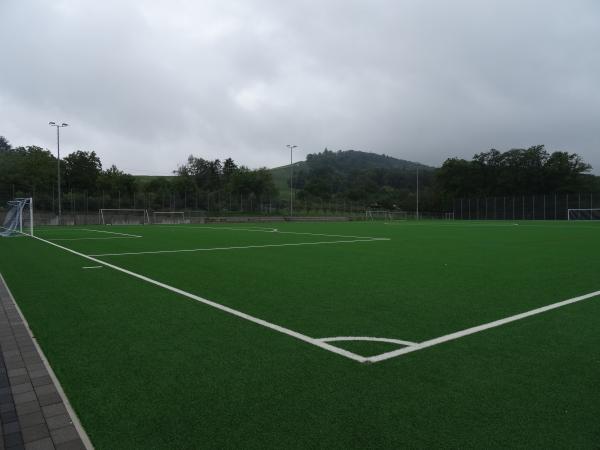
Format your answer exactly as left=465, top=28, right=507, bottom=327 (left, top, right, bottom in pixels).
left=129, top=150, right=433, bottom=199
left=269, top=149, right=433, bottom=196
left=270, top=162, right=307, bottom=195
left=305, top=149, right=433, bottom=171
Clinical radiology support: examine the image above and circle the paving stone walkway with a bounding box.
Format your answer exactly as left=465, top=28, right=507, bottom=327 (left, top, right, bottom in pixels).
left=0, top=276, right=91, bottom=450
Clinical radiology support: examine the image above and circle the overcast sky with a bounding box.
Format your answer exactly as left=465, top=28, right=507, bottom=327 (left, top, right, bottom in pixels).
left=1, top=0, right=599, bottom=175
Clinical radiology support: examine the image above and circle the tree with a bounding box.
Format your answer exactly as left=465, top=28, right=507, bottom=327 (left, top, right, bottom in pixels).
left=97, top=165, right=136, bottom=195
left=223, top=158, right=238, bottom=181
left=0, top=146, right=56, bottom=193
left=0, top=136, right=11, bottom=153
left=175, top=155, right=223, bottom=191
left=544, top=151, right=591, bottom=192
left=437, top=145, right=593, bottom=198
left=63, top=150, right=102, bottom=191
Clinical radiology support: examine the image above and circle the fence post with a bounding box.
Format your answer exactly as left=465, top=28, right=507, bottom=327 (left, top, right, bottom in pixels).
left=543, top=195, right=546, bottom=220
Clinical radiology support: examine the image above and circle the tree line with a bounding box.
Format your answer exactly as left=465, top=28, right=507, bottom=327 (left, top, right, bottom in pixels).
left=0, top=136, right=277, bottom=212
left=1, top=134, right=598, bottom=214
left=436, top=145, right=599, bottom=200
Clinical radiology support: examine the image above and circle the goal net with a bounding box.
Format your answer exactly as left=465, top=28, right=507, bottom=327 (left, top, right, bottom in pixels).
left=567, top=208, right=600, bottom=221
left=99, top=209, right=150, bottom=225
left=152, top=211, right=186, bottom=224
left=365, top=210, right=407, bottom=221
left=1, top=198, right=33, bottom=237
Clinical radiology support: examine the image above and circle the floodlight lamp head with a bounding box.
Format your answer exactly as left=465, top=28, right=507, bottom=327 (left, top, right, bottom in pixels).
left=61, top=123, right=69, bottom=127
left=49, top=121, right=56, bottom=126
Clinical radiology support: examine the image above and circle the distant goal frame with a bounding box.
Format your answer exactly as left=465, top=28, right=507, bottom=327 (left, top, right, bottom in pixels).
left=152, top=211, right=187, bottom=224
left=99, top=208, right=150, bottom=225
left=567, top=208, right=600, bottom=221
left=365, top=210, right=408, bottom=221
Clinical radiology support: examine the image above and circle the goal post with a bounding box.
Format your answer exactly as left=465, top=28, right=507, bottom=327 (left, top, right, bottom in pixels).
left=366, top=210, right=390, bottom=221
left=1, top=198, right=33, bottom=237
left=99, top=209, right=150, bottom=225
left=365, top=210, right=407, bottom=221
left=567, top=208, right=600, bottom=221
left=152, top=211, right=187, bottom=224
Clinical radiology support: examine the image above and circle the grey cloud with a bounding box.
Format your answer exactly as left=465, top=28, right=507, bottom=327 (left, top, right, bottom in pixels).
left=1, top=0, right=599, bottom=175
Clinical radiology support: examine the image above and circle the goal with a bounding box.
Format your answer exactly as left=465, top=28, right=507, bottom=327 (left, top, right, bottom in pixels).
left=365, top=210, right=407, bottom=221
left=567, top=208, right=600, bottom=221
left=152, top=211, right=186, bottom=224
left=99, top=209, right=150, bottom=225
left=1, top=198, right=33, bottom=237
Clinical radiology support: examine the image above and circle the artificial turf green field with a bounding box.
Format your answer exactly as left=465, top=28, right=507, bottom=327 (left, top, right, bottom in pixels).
left=1, top=220, right=600, bottom=448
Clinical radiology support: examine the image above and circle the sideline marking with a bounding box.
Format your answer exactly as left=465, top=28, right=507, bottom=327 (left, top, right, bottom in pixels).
left=89, top=238, right=389, bottom=257
left=29, top=234, right=368, bottom=363
left=368, top=290, right=600, bottom=363
left=82, top=266, right=103, bottom=269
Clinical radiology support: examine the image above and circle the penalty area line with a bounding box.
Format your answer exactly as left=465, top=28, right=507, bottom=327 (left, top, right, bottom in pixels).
left=89, top=238, right=389, bottom=257
left=157, top=224, right=387, bottom=240
left=49, top=237, right=140, bottom=241
left=29, top=234, right=368, bottom=364
left=368, top=289, right=600, bottom=363
left=73, top=228, right=143, bottom=238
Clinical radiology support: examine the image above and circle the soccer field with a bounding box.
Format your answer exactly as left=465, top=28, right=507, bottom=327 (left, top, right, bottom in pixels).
left=1, top=220, right=600, bottom=448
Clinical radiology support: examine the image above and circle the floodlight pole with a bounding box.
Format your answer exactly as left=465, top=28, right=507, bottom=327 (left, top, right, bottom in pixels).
left=49, top=122, right=68, bottom=224
left=286, top=144, right=298, bottom=216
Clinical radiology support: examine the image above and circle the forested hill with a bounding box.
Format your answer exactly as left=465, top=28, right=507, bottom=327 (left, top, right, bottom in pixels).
left=272, top=149, right=432, bottom=174
left=269, top=149, right=432, bottom=195
left=305, top=149, right=433, bottom=171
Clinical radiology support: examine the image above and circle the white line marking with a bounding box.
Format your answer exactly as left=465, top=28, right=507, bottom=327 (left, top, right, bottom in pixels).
left=0, top=273, right=94, bottom=450
left=20, top=232, right=600, bottom=365
left=318, top=336, right=417, bottom=346
left=73, top=228, right=142, bottom=238
left=29, top=234, right=368, bottom=363
left=49, top=237, right=139, bottom=241
left=368, top=290, right=600, bottom=363
left=82, top=266, right=103, bottom=269
left=157, top=224, right=386, bottom=240
left=89, top=239, right=389, bottom=257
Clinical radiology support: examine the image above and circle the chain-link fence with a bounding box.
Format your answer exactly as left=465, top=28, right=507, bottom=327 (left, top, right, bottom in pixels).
left=0, top=187, right=371, bottom=219
left=452, top=193, right=600, bottom=220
